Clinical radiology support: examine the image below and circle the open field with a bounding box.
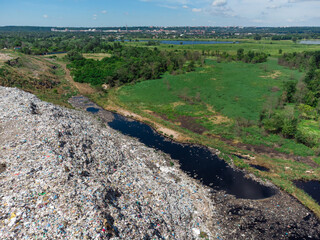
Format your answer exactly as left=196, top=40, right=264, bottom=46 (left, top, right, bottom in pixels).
left=42, top=53, right=111, bottom=60
left=95, top=55, right=320, bottom=217
left=114, top=59, right=309, bottom=154
left=83, top=53, right=111, bottom=60
left=124, top=39, right=320, bottom=56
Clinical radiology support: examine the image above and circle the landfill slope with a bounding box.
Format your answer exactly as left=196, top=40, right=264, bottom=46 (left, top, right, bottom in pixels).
left=0, top=87, right=217, bottom=239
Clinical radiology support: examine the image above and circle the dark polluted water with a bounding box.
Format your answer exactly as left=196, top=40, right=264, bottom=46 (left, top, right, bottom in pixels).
left=250, top=164, right=270, bottom=172
left=294, top=180, right=320, bottom=204
left=86, top=107, right=100, bottom=114
left=107, top=113, right=276, bottom=200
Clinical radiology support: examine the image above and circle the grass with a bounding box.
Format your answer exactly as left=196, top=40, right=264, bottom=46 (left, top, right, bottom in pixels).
left=103, top=55, right=320, bottom=216
left=82, top=53, right=111, bottom=60
left=115, top=58, right=312, bottom=156
left=0, top=50, right=79, bottom=108
left=119, top=58, right=301, bottom=120
left=123, top=39, right=320, bottom=57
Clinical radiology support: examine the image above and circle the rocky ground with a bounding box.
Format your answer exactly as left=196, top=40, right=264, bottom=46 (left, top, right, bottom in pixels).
left=1, top=87, right=320, bottom=239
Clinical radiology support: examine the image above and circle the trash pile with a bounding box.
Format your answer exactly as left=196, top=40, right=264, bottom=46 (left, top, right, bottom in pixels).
left=0, top=87, right=218, bottom=239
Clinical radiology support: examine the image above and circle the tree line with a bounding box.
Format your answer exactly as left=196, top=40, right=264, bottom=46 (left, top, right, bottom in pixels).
left=260, top=51, right=320, bottom=149
left=213, top=48, right=268, bottom=64
left=67, top=45, right=203, bottom=87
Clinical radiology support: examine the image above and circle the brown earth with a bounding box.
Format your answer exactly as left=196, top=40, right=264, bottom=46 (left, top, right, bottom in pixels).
left=207, top=134, right=319, bottom=169
left=60, top=63, right=96, bottom=95
left=0, top=56, right=60, bottom=90
left=177, top=115, right=207, bottom=134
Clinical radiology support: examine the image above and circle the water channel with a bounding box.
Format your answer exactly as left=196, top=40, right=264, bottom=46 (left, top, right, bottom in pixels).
left=72, top=96, right=276, bottom=200
left=300, top=40, right=320, bottom=45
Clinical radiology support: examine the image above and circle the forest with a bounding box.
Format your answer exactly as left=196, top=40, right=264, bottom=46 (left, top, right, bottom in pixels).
left=67, top=45, right=203, bottom=86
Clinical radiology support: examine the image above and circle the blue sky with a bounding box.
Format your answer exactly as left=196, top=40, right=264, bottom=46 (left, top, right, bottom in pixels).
left=0, top=0, right=320, bottom=27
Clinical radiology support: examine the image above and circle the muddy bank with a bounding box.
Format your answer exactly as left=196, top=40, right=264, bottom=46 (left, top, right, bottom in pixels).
left=69, top=95, right=320, bottom=239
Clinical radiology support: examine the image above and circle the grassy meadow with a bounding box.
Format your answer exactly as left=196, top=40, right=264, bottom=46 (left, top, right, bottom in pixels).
left=114, top=59, right=312, bottom=155
left=98, top=41, right=320, bottom=216
left=125, top=39, right=320, bottom=56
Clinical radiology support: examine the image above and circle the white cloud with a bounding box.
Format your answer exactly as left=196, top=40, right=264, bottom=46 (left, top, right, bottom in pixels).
left=192, top=8, right=202, bottom=12
left=212, top=0, right=227, bottom=7
left=101, top=10, right=107, bottom=14
left=93, top=14, right=97, bottom=20
left=43, top=14, right=48, bottom=19
left=159, top=4, right=178, bottom=9
left=138, top=0, right=320, bottom=26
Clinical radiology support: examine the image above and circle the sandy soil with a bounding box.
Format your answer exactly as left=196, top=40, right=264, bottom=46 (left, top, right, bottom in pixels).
left=0, top=53, right=13, bottom=61
left=106, top=104, right=191, bottom=142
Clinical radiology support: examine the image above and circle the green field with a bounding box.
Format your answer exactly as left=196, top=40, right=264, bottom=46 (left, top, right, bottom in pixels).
left=118, top=59, right=298, bottom=119
left=124, top=39, right=320, bottom=57
left=102, top=51, right=320, bottom=216
left=115, top=58, right=314, bottom=155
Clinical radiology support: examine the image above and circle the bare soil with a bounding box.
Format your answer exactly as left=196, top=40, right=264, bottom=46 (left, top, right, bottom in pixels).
left=61, top=63, right=96, bottom=95
left=177, top=115, right=207, bottom=134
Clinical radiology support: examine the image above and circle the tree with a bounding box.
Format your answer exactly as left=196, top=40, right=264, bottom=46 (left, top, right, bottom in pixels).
left=283, top=81, right=297, bottom=103
left=292, top=37, right=297, bottom=43
left=254, top=35, right=262, bottom=40
left=66, top=50, right=84, bottom=61
left=237, top=48, right=244, bottom=60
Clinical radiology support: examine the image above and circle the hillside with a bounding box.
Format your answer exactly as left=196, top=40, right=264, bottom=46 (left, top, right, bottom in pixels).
left=0, top=51, right=79, bottom=107
left=2, top=87, right=320, bottom=239
left=0, top=87, right=216, bottom=239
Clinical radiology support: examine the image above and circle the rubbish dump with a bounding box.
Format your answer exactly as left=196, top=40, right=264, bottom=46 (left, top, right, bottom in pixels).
left=0, top=87, right=216, bottom=239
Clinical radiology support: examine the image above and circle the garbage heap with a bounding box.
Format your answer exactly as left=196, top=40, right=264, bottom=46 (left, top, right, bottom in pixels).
left=0, top=87, right=218, bottom=239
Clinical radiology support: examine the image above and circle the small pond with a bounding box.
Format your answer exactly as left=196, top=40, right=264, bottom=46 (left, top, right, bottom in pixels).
left=159, top=40, right=238, bottom=45
left=250, top=164, right=270, bottom=172
left=300, top=40, right=320, bottom=45
left=86, top=107, right=100, bottom=114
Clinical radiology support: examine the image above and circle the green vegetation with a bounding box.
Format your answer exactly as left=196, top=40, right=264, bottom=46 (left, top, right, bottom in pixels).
left=114, top=58, right=317, bottom=156
left=0, top=51, right=78, bottom=107
left=1, top=29, right=320, bottom=217
left=67, top=45, right=203, bottom=86
left=259, top=51, right=320, bottom=151
left=216, top=48, right=268, bottom=63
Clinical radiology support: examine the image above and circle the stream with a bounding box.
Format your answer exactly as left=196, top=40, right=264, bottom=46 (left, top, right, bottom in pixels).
left=70, top=96, right=276, bottom=200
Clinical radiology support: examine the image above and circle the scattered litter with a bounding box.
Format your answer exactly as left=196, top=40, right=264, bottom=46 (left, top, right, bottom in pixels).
left=0, top=87, right=215, bottom=239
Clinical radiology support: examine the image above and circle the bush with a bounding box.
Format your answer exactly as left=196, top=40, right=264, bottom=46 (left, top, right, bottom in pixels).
left=295, top=129, right=317, bottom=148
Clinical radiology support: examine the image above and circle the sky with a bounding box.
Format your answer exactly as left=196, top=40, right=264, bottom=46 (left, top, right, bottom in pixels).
left=0, top=0, right=320, bottom=27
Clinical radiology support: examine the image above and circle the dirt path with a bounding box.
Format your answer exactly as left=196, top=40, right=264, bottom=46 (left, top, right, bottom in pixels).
left=60, top=63, right=96, bottom=95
